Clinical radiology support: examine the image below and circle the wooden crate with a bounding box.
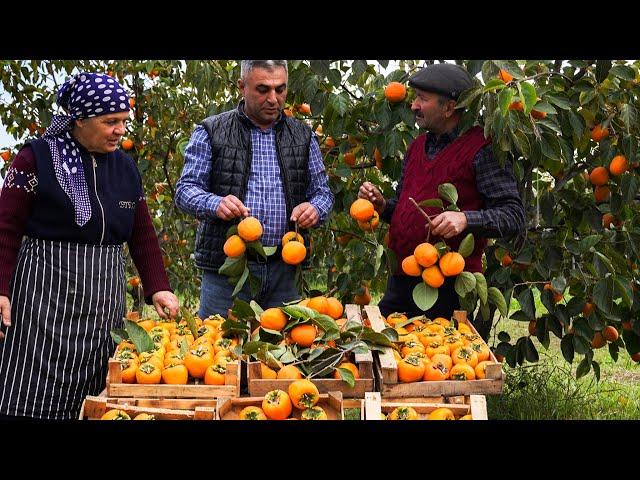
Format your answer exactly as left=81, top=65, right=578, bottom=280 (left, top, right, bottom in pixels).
left=79, top=395, right=216, bottom=420
left=363, top=392, right=488, bottom=420
left=247, top=305, right=374, bottom=398
left=106, top=358, right=241, bottom=398
left=364, top=306, right=504, bottom=397
left=216, top=391, right=345, bottom=420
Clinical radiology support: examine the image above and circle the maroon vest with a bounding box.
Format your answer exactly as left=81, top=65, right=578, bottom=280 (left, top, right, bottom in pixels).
left=388, top=126, right=491, bottom=274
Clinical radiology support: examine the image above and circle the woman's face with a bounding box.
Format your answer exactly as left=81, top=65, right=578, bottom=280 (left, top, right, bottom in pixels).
left=74, top=111, right=130, bottom=154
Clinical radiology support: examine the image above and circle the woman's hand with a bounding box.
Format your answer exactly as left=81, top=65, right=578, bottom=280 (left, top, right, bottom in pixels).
left=0, top=295, right=11, bottom=341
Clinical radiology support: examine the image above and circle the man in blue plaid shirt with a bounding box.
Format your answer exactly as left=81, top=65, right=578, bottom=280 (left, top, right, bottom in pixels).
left=175, top=60, right=333, bottom=318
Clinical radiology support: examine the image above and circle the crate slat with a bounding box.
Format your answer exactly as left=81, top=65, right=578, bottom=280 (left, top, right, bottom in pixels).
left=106, top=358, right=241, bottom=398
left=216, top=391, right=344, bottom=420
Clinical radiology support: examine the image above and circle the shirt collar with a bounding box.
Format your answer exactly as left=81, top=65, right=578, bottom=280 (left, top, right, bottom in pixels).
left=427, top=125, right=460, bottom=147
left=237, top=100, right=285, bottom=132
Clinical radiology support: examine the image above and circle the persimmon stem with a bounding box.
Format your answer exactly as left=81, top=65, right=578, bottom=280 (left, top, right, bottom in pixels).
left=409, top=197, right=436, bottom=221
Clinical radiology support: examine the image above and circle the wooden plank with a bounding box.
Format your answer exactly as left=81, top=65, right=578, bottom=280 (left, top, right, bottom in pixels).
left=110, top=398, right=217, bottom=409
left=363, top=392, right=488, bottom=420
left=106, top=358, right=241, bottom=398
left=363, top=305, right=397, bottom=384
left=79, top=396, right=216, bottom=420
left=216, top=392, right=344, bottom=420
left=344, top=304, right=373, bottom=365
left=246, top=361, right=374, bottom=398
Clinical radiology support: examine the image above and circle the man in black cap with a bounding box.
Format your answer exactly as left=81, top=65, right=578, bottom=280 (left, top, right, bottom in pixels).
left=358, top=62, right=525, bottom=340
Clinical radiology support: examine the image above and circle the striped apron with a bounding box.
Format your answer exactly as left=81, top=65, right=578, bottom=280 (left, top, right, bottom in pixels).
left=0, top=237, right=126, bottom=419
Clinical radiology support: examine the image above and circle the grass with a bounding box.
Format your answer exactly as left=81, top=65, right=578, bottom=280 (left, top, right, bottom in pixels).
left=486, top=290, right=640, bottom=420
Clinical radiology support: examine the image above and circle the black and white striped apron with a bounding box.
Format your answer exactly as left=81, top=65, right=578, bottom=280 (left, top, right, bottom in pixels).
left=0, top=237, right=126, bottom=419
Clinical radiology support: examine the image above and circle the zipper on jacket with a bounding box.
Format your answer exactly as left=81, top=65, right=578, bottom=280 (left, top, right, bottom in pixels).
left=91, top=155, right=106, bottom=245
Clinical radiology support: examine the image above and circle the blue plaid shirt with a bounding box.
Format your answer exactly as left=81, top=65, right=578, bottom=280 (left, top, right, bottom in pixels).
left=175, top=114, right=333, bottom=247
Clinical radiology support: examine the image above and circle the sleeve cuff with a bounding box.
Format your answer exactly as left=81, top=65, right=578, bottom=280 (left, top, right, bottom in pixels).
left=464, top=210, right=484, bottom=231
left=206, top=195, right=223, bottom=220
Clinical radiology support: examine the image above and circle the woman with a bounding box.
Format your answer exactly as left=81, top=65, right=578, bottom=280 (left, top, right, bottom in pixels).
left=0, top=72, right=179, bottom=420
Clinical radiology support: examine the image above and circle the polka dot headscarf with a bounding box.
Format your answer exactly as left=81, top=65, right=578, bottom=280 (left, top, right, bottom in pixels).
left=42, top=72, right=131, bottom=227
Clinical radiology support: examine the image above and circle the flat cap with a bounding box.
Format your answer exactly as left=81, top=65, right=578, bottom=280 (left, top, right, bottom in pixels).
left=408, top=63, right=473, bottom=100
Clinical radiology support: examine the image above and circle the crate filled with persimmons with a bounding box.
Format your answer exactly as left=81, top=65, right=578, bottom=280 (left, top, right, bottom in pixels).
left=362, top=306, right=504, bottom=397
left=106, top=310, right=241, bottom=398
left=362, top=392, right=487, bottom=420
left=216, top=378, right=344, bottom=420
left=79, top=393, right=216, bottom=420
left=222, top=297, right=390, bottom=398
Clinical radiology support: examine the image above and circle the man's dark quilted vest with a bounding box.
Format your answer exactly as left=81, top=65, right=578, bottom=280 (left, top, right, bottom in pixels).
left=195, top=103, right=312, bottom=270
left=388, top=126, right=491, bottom=273
left=25, top=138, right=142, bottom=245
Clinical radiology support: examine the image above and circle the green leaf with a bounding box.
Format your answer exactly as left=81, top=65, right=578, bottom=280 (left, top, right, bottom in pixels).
left=474, top=272, right=488, bottom=304
left=455, top=86, right=482, bottom=109
left=483, top=79, right=507, bottom=92
left=614, top=277, right=633, bottom=308
left=454, top=272, right=477, bottom=297
left=250, top=300, right=264, bottom=319
left=551, top=275, right=567, bottom=295
left=374, top=244, right=384, bottom=277
left=179, top=339, right=189, bottom=356
left=231, top=298, right=255, bottom=320
left=517, top=289, right=536, bottom=320
left=546, top=93, right=572, bottom=110
left=620, top=104, right=638, bottom=134
left=123, top=320, right=155, bottom=354
left=524, top=337, right=539, bottom=362
left=246, top=241, right=267, bottom=259
left=437, top=183, right=458, bottom=206
left=419, top=198, right=444, bottom=209
left=180, top=308, right=200, bottom=339
left=110, top=329, right=128, bottom=345
left=561, top=334, right=575, bottom=363
left=576, top=357, right=591, bottom=379
left=594, top=252, right=615, bottom=275
left=498, top=331, right=511, bottom=343
left=520, top=82, right=537, bottom=114
left=231, top=266, right=250, bottom=297
left=579, top=235, right=602, bottom=253
left=609, top=65, right=636, bottom=81
left=458, top=233, right=475, bottom=258
left=498, top=87, right=514, bottom=116
left=282, top=305, right=316, bottom=321
left=329, top=92, right=350, bottom=117
left=312, top=314, right=339, bottom=336
left=225, top=225, right=238, bottom=238
left=334, top=367, right=356, bottom=388
left=593, top=277, right=616, bottom=315
left=488, top=287, right=508, bottom=318
left=360, top=330, right=394, bottom=348
left=218, top=255, right=246, bottom=277
left=243, top=341, right=282, bottom=355
left=412, top=283, right=438, bottom=311
left=263, top=246, right=278, bottom=257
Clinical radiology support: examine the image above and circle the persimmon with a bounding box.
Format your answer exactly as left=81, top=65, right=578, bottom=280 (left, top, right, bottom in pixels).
left=239, top=406, right=267, bottom=420
left=428, top=407, right=455, bottom=420
left=422, top=265, right=445, bottom=288
left=135, top=362, right=161, bottom=384
left=161, top=363, right=188, bottom=384
left=414, top=242, right=439, bottom=268
left=282, top=241, right=306, bottom=265
left=288, top=379, right=320, bottom=409
left=349, top=198, right=374, bottom=222
left=262, top=390, right=293, bottom=420
left=384, top=82, right=407, bottom=103
left=237, top=216, right=263, bottom=242
left=333, top=361, right=360, bottom=379
left=300, top=406, right=328, bottom=420
left=290, top=324, right=317, bottom=347
left=223, top=235, right=246, bottom=257
left=204, top=363, right=227, bottom=385
left=398, top=354, right=426, bottom=382
left=277, top=364, right=303, bottom=380
left=325, top=297, right=344, bottom=320
left=101, top=409, right=131, bottom=420
left=439, top=252, right=465, bottom=276
left=282, top=231, right=304, bottom=246
left=609, top=155, right=628, bottom=176
left=450, top=363, right=476, bottom=380
left=388, top=406, right=419, bottom=420
left=260, top=308, right=287, bottom=331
